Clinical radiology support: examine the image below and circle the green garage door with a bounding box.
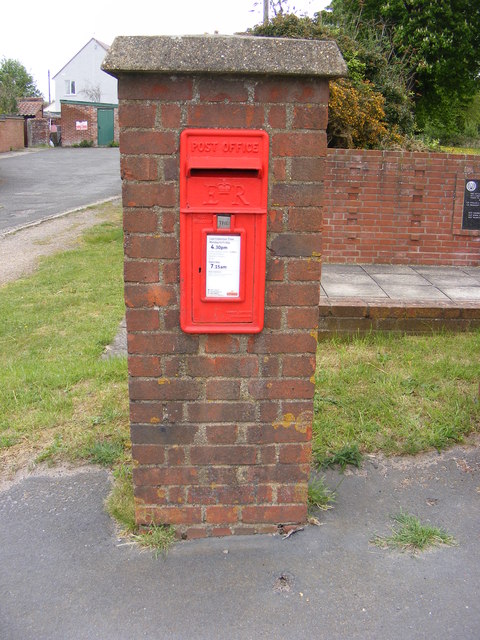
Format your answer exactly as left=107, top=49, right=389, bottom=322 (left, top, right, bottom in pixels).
left=97, top=108, right=114, bottom=146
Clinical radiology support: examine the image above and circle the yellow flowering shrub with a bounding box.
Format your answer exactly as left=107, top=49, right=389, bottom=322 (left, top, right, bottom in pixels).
left=328, top=78, right=403, bottom=149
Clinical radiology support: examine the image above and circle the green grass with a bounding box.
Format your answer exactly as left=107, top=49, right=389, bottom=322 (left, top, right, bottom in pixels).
left=0, top=202, right=129, bottom=473
left=0, top=202, right=173, bottom=555
left=372, top=512, right=457, bottom=553
left=440, top=146, right=480, bottom=155
left=313, top=332, right=480, bottom=463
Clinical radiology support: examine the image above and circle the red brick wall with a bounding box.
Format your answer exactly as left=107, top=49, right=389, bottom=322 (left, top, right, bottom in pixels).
left=27, top=118, right=50, bottom=147
left=61, top=103, right=98, bottom=146
left=323, top=149, right=480, bottom=266
left=61, top=102, right=119, bottom=146
left=119, top=73, right=327, bottom=537
left=0, top=116, right=24, bottom=152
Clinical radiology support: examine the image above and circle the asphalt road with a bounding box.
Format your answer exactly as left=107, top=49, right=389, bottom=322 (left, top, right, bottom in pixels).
left=0, top=148, right=121, bottom=233
left=1, top=443, right=479, bottom=640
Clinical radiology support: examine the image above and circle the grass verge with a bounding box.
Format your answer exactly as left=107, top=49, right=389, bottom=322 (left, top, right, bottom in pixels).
left=372, top=512, right=457, bottom=553
left=313, top=332, right=480, bottom=467
left=0, top=202, right=129, bottom=475
left=0, top=207, right=174, bottom=555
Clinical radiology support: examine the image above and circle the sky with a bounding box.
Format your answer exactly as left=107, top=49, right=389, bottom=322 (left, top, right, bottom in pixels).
left=1, top=0, right=330, bottom=103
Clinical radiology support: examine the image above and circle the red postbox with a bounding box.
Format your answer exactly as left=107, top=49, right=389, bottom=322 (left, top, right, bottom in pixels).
left=180, top=129, right=269, bottom=333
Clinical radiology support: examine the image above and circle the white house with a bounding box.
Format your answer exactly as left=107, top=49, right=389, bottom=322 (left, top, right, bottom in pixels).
left=46, top=38, right=118, bottom=114
left=45, top=38, right=119, bottom=146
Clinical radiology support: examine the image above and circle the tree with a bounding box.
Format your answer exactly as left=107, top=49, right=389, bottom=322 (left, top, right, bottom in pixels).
left=81, top=82, right=102, bottom=103
left=0, top=58, right=43, bottom=115
left=326, top=0, right=480, bottom=133
left=249, top=12, right=409, bottom=147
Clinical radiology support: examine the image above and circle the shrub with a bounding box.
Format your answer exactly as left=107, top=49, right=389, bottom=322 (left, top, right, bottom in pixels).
left=73, top=139, right=94, bottom=148
left=328, top=78, right=402, bottom=149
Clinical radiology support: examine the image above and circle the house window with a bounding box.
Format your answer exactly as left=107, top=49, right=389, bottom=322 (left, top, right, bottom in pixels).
left=65, top=80, right=76, bottom=95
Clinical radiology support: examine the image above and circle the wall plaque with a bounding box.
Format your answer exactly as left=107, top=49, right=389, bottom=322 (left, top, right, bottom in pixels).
left=462, top=179, right=480, bottom=230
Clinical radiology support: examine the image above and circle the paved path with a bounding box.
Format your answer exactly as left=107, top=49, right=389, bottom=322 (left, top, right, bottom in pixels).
left=1, top=443, right=479, bottom=640
left=321, top=263, right=480, bottom=303
left=0, top=148, right=121, bottom=233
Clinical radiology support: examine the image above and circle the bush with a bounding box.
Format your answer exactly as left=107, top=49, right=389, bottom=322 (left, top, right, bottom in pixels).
left=73, top=139, right=94, bottom=148
left=250, top=12, right=414, bottom=149
left=328, top=78, right=402, bottom=149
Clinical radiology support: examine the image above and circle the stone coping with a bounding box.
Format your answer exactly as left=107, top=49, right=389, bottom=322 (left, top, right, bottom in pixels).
left=318, top=299, right=480, bottom=336
left=102, top=34, right=347, bottom=78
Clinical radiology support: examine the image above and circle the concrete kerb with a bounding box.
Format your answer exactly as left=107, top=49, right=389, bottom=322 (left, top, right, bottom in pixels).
left=0, top=196, right=121, bottom=239
left=0, top=148, right=46, bottom=160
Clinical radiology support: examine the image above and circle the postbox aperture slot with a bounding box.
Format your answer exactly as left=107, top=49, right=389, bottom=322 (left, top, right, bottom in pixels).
left=189, top=168, right=260, bottom=178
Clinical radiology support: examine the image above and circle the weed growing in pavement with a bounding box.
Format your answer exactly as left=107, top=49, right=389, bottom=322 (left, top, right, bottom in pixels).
left=307, top=475, right=336, bottom=512
left=105, top=464, right=175, bottom=556
left=132, top=524, right=176, bottom=559
left=72, top=139, right=94, bottom=147
left=105, top=464, right=136, bottom=534
left=316, top=443, right=363, bottom=471
left=372, top=511, right=457, bottom=553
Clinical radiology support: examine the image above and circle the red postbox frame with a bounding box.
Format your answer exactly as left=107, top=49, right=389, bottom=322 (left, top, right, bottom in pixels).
left=180, top=128, right=269, bottom=334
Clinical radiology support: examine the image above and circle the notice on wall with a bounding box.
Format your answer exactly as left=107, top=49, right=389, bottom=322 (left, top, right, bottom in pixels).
left=75, top=121, right=88, bottom=131
left=206, top=235, right=241, bottom=298
left=462, top=179, right=480, bottom=230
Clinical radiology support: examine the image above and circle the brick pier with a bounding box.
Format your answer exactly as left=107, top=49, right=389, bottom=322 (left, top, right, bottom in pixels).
left=103, top=35, right=346, bottom=537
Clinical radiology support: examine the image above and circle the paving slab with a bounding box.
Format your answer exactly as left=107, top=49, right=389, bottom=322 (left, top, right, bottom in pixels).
left=321, top=264, right=480, bottom=304
left=321, top=282, right=388, bottom=298
left=463, top=269, right=480, bottom=281
left=321, top=273, right=376, bottom=285
left=413, top=266, right=473, bottom=275
left=419, top=275, right=480, bottom=288
left=370, top=273, right=431, bottom=286
left=321, top=264, right=367, bottom=274
left=319, top=264, right=480, bottom=335
left=362, top=265, right=418, bottom=275
left=1, top=442, right=479, bottom=640
left=442, top=287, right=480, bottom=301
left=377, top=285, right=450, bottom=300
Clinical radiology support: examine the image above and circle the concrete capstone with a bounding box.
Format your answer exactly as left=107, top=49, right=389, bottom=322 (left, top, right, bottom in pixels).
left=102, top=35, right=347, bottom=78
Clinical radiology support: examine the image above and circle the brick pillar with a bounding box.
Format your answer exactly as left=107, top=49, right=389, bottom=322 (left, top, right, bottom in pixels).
left=103, top=35, right=346, bottom=538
